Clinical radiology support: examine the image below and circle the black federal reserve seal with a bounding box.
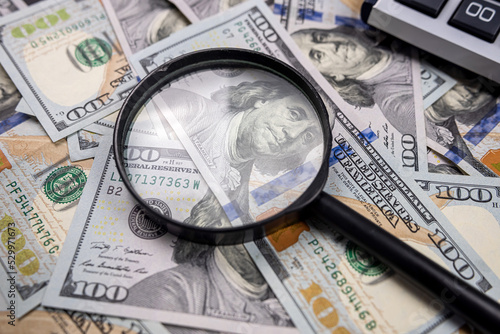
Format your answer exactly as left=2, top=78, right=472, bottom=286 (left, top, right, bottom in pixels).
left=129, top=198, right=170, bottom=239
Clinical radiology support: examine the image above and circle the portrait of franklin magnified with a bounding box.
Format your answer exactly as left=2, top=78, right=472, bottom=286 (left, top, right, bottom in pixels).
left=155, top=77, right=324, bottom=222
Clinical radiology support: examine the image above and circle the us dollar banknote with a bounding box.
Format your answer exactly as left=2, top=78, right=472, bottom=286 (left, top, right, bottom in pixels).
left=83, top=111, right=119, bottom=135
left=0, top=274, right=235, bottom=334
left=243, top=109, right=500, bottom=333
left=424, top=61, right=500, bottom=177
left=128, top=0, right=347, bottom=227
left=102, top=0, right=188, bottom=61
left=272, top=0, right=455, bottom=110
left=43, top=135, right=297, bottom=333
left=0, top=0, right=136, bottom=141
left=127, top=1, right=500, bottom=332
left=0, top=295, right=171, bottom=334
left=15, top=97, right=119, bottom=139
left=0, top=114, right=92, bottom=317
left=415, top=173, right=500, bottom=290
left=14, top=97, right=121, bottom=137
left=271, top=0, right=428, bottom=173
left=272, top=0, right=358, bottom=31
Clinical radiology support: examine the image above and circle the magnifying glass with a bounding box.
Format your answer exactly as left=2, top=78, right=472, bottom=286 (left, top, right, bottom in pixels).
left=114, top=48, right=500, bottom=333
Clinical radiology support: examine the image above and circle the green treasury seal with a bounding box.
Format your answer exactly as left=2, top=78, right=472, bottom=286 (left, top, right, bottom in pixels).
left=75, top=37, right=112, bottom=67
left=346, top=241, right=388, bottom=276
left=44, top=166, right=87, bottom=204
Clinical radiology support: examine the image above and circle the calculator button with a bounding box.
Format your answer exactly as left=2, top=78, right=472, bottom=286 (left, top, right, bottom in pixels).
left=449, top=0, right=500, bottom=42
left=396, top=0, right=448, bottom=18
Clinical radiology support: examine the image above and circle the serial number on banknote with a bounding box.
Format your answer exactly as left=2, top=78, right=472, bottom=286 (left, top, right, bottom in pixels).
left=233, top=21, right=262, bottom=51
left=27, top=13, right=109, bottom=47
left=110, top=172, right=202, bottom=190
left=307, top=239, right=378, bottom=331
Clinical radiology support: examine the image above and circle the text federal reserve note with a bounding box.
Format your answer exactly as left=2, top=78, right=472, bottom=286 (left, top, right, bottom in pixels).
left=43, top=136, right=297, bottom=333
left=0, top=0, right=136, bottom=141
left=0, top=115, right=91, bottom=317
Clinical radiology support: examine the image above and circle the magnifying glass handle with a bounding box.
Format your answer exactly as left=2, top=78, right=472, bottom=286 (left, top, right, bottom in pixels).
left=310, top=192, right=500, bottom=334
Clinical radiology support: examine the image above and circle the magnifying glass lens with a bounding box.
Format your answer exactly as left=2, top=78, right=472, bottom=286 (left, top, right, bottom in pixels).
left=114, top=50, right=500, bottom=332
left=117, top=50, right=330, bottom=241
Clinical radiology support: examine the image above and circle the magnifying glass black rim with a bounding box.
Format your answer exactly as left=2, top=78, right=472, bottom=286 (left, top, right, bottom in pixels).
left=114, top=47, right=332, bottom=244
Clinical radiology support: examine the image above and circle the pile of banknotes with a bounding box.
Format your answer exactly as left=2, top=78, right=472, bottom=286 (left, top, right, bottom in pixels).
left=0, top=0, right=498, bottom=333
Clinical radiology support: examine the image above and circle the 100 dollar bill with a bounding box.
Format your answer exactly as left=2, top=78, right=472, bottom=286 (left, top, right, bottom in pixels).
left=415, top=173, right=500, bottom=289
left=0, top=115, right=92, bottom=317
left=43, top=135, right=297, bottom=333
left=270, top=0, right=428, bottom=173
left=102, top=0, right=188, bottom=60
left=0, top=0, right=136, bottom=141
left=128, top=0, right=348, bottom=229
left=424, top=63, right=500, bottom=177
left=249, top=110, right=500, bottom=333
left=128, top=1, right=500, bottom=332
left=0, top=291, right=171, bottom=334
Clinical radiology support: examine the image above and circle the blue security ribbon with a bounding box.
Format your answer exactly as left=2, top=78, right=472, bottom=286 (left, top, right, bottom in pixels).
left=0, top=113, right=30, bottom=135
left=463, top=104, right=500, bottom=146
left=223, top=201, right=244, bottom=222
left=335, top=16, right=371, bottom=29
left=251, top=161, right=318, bottom=206
left=444, top=145, right=469, bottom=164
left=298, top=8, right=323, bottom=22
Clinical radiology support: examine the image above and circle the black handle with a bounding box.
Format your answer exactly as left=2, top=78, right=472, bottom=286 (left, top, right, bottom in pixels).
left=309, top=192, right=500, bottom=334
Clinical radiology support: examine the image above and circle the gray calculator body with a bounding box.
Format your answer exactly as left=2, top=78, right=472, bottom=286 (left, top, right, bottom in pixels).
left=362, top=0, right=500, bottom=83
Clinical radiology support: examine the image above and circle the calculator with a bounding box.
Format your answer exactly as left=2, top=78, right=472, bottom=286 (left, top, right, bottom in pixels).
left=361, top=0, right=500, bottom=83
